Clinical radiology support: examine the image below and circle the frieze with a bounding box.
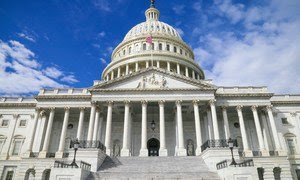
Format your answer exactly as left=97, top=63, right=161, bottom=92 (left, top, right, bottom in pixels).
left=137, top=73, right=167, bottom=89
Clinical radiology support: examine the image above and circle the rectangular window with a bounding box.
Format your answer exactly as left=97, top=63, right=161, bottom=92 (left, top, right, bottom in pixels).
left=180, top=49, right=183, bottom=55
left=174, top=46, right=177, bottom=53
left=19, top=120, right=26, bottom=127
left=166, top=44, right=170, bottom=51
left=281, top=118, right=288, bottom=125
left=0, top=140, right=4, bottom=153
left=12, top=141, right=22, bottom=156
left=287, top=139, right=295, bottom=155
left=1, top=120, right=9, bottom=127
left=6, top=171, right=14, bottom=180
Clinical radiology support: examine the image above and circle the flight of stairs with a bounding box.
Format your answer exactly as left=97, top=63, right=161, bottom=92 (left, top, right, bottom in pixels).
left=88, top=156, right=220, bottom=180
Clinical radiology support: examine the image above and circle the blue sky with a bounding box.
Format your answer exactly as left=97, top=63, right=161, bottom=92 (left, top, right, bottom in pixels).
left=0, top=0, right=300, bottom=95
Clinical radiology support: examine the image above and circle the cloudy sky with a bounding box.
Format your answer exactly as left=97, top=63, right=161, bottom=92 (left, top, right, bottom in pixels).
left=0, top=0, right=299, bottom=96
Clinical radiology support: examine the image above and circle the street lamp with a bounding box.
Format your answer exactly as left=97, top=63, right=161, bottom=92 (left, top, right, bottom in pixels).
left=228, top=138, right=237, bottom=166
left=70, top=138, right=80, bottom=167
left=151, top=119, right=156, bottom=131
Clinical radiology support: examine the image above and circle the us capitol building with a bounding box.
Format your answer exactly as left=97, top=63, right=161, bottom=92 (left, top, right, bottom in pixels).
left=0, top=1, right=300, bottom=180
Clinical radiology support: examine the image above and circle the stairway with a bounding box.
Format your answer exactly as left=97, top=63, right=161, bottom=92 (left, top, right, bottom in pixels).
left=88, top=156, right=220, bottom=180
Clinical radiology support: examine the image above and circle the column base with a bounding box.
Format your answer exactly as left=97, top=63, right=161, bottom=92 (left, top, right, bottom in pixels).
left=22, top=151, right=32, bottom=158
left=177, top=148, right=187, bottom=156
left=159, top=149, right=168, bottom=156
left=38, top=151, right=47, bottom=158
left=121, top=149, right=130, bottom=157
left=106, top=149, right=111, bottom=156
left=244, top=150, right=253, bottom=157
left=195, top=147, right=202, bottom=156
left=55, top=151, right=64, bottom=158
left=139, top=149, right=148, bottom=157
left=277, top=149, right=287, bottom=156
left=261, top=149, right=269, bottom=156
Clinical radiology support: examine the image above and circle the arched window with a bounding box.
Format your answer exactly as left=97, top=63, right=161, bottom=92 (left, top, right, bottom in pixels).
left=159, top=43, right=162, bottom=50
left=128, top=47, right=132, bottom=54
left=25, top=169, right=35, bottom=180
left=151, top=43, right=154, bottom=50
left=143, top=43, right=147, bottom=51
left=257, top=168, right=264, bottom=180
left=123, top=49, right=126, bottom=55
left=180, top=49, right=183, bottom=55
left=166, top=44, right=170, bottom=51
left=273, top=167, right=281, bottom=180
left=42, top=169, right=51, bottom=180
left=174, top=46, right=177, bottom=53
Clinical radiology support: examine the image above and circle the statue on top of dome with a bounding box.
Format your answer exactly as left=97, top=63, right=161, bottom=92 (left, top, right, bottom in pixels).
left=150, top=0, right=155, bottom=8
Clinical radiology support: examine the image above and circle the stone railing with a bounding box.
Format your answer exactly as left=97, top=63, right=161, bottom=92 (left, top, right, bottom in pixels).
left=216, top=159, right=254, bottom=170
left=201, top=139, right=238, bottom=152
left=54, top=160, right=91, bottom=171
left=70, top=140, right=106, bottom=152
left=38, top=88, right=90, bottom=96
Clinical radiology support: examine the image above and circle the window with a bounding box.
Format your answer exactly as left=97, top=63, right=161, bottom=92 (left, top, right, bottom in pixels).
left=180, top=49, right=183, bottom=55
left=19, top=120, right=26, bottom=127
left=6, top=171, right=14, bottom=180
left=159, top=43, right=162, bottom=50
left=257, top=168, right=264, bottom=180
left=12, top=140, right=22, bottom=156
left=0, top=139, right=4, bottom=153
left=123, top=49, right=125, bottom=55
left=287, top=139, right=296, bottom=155
left=174, top=46, right=177, bottom=53
left=151, top=43, right=154, bottom=50
left=1, top=120, right=9, bottom=127
left=128, top=47, right=131, bottom=54
left=143, top=43, right=146, bottom=50
left=166, top=44, right=170, bottom=51
left=281, top=118, right=289, bottom=125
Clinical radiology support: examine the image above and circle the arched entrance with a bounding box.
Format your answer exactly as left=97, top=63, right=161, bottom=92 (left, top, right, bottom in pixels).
left=147, top=138, right=160, bottom=156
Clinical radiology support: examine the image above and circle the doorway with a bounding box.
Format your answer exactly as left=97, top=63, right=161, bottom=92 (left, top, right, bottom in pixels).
left=147, top=138, right=160, bottom=156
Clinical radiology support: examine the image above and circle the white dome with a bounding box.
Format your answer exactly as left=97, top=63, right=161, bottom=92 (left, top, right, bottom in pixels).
left=124, top=21, right=182, bottom=41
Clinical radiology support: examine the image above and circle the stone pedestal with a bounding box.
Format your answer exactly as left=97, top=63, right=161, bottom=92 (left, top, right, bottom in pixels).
left=261, top=149, right=269, bottom=156
left=244, top=150, right=253, bottom=157
left=177, top=148, right=187, bottom=156
left=106, top=149, right=111, bottom=156
left=50, top=167, right=90, bottom=180
left=22, top=151, right=32, bottom=158
left=277, top=149, right=287, bottom=156
left=55, top=151, right=64, bottom=158
left=139, top=149, right=148, bottom=157
left=121, top=149, right=130, bottom=157
left=159, top=149, right=168, bottom=156
left=195, top=148, right=202, bottom=156
left=38, top=151, right=47, bottom=158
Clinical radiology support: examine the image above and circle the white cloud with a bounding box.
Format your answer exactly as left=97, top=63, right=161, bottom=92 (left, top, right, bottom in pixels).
left=0, top=40, right=78, bottom=95
left=61, top=75, right=79, bottom=83
left=172, top=5, right=185, bottom=15
left=98, top=31, right=106, bottom=38
left=100, top=58, right=107, bottom=64
left=175, top=28, right=184, bottom=37
left=194, top=0, right=300, bottom=93
left=93, top=0, right=111, bottom=12
left=17, top=33, right=36, bottom=42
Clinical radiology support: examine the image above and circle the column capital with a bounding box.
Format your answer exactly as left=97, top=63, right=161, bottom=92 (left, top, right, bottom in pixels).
left=192, top=100, right=200, bottom=105
left=208, top=99, right=216, bottom=106
left=30, top=114, right=35, bottom=119
left=266, top=105, right=273, bottom=111
left=91, top=101, right=97, bottom=105
left=124, top=100, right=131, bottom=105
left=13, top=114, right=19, bottom=119
left=64, top=107, right=70, bottom=111
left=141, top=100, right=148, bottom=105
left=221, top=106, right=228, bottom=110
left=107, top=101, right=114, bottom=106
left=236, top=105, right=243, bottom=111
left=158, top=100, right=165, bottom=106
left=79, top=107, right=86, bottom=111
left=40, top=110, right=46, bottom=117
left=35, top=107, right=41, bottom=112
left=251, top=105, right=258, bottom=111
left=49, top=107, right=55, bottom=111
left=175, top=100, right=182, bottom=105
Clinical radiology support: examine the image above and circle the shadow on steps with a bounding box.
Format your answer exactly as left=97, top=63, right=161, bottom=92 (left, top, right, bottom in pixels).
left=97, top=156, right=122, bottom=171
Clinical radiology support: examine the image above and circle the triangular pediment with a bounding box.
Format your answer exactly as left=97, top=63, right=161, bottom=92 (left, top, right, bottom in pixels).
left=91, top=68, right=216, bottom=91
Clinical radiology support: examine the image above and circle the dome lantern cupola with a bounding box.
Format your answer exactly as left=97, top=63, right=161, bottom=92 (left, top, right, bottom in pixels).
left=145, top=0, right=159, bottom=21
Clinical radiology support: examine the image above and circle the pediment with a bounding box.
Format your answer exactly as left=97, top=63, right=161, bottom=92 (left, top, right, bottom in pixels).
left=91, top=68, right=216, bottom=91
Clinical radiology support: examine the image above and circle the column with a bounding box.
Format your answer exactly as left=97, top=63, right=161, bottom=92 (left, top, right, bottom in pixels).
left=167, top=62, right=171, bottom=71
left=121, top=101, right=130, bottom=156
left=111, top=71, right=114, bottom=80
left=157, top=61, right=160, bottom=68
left=192, top=70, right=195, bottom=79
left=126, top=64, right=129, bottom=75
left=98, top=116, right=104, bottom=142
left=266, top=105, right=285, bottom=155
left=251, top=106, right=268, bottom=156
left=92, top=108, right=100, bottom=141
left=260, top=112, right=271, bottom=151
left=177, top=63, right=180, bottom=74
left=117, top=67, right=121, bottom=78
left=176, top=100, right=187, bottom=156
left=193, top=100, right=202, bottom=156
left=135, top=62, right=139, bottom=72
left=33, top=111, right=47, bottom=152
left=87, top=102, right=96, bottom=141
left=146, top=61, right=149, bottom=68
left=106, top=75, right=109, bottom=81
left=159, top=100, right=167, bottom=156
left=76, top=107, right=85, bottom=140
left=222, top=106, right=230, bottom=139
left=185, top=67, right=189, bottom=77
left=140, top=100, right=148, bottom=156
left=39, top=108, right=55, bottom=158
left=209, top=100, right=220, bottom=140
left=56, top=107, right=70, bottom=158
left=207, top=108, right=214, bottom=140
left=23, top=108, right=40, bottom=157
left=128, top=112, right=132, bottom=155
left=236, top=105, right=252, bottom=156
left=105, top=101, right=113, bottom=155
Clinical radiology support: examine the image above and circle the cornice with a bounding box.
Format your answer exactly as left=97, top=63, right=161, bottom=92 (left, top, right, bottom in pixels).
left=0, top=103, right=37, bottom=108
left=90, top=88, right=214, bottom=92
left=216, top=93, right=273, bottom=97
left=36, top=95, right=91, bottom=100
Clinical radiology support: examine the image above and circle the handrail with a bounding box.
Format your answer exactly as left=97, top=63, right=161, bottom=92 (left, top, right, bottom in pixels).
left=216, top=159, right=254, bottom=170
left=69, top=140, right=106, bottom=151
left=201, top=139, right=238, bottom=151
left=54, top=160, right=91, bottom=171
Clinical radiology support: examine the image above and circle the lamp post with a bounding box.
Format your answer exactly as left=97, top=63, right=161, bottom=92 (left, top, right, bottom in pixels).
left=228, top=138, right=237, bottom=166
left=70, top=138, right=80, bottom=167
left=151, top=119, right=156, bottom=131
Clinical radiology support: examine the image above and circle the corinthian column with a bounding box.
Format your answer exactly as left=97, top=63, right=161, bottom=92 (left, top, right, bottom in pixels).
left=176, top=100, right=187, bottom=156
left=236, top=105, right=252, bottom=157
left=193, top=100, right=202, bottom=156
left=56, top=107, right=70, bottom=158
left=39, top=108, right=55, bottom=158
left=93, top=108, right=100, bottom=141
left=105, top=101, right=113, bottom=156
left=140, top=100, right=148, bottom=156
left=121, top=101, right=130, bottom=156
left=209, top=99, right=220, bottom=140
left=251, top=106, right=268, bottom=156
left=87, top=102, right=96, bottom=141
left=159, top=100, right=167, bottom=156
left=222, top=106, right=230, bottom=140
left=77, top=107, right=85, bottom=140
